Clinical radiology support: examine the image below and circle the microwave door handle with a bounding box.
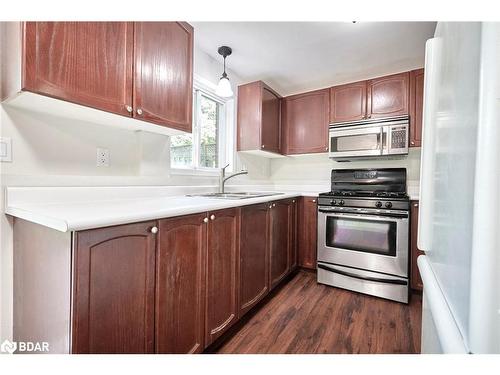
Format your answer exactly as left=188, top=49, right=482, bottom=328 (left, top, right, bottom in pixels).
left=380, top=127, right=384, bottom=155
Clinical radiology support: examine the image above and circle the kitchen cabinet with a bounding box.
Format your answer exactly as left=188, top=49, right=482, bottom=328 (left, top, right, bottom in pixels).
left=367, top=72, right=410, bottom=119
left=239, top=203, right=270, bottom=316
left=205, top=208, right=240, bottom=346
left=298, top=197, right=318, bottom=270
left=270, top=199, right=297, bottom=289
left=72, top=221, right=157, bottom=354
left=410, top=201, right=424, bottom=291
left=156, top=213, right=206, bottom=354
left=330, top=81, right=367, bottom=123
left=237, top=81, right=282, bottom=155
left=281, top=89, right=330, bottom=155
left=22, top=21, right=193, bottom=132
left=23, top=22, right=134, bottom=117
left=133, top=22, right=193, bottom=131
left=410, top=69, right=424, bottom=147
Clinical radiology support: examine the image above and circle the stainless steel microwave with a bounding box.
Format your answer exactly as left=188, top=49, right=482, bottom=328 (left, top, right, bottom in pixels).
left=328, top=116, right=409, bottom=160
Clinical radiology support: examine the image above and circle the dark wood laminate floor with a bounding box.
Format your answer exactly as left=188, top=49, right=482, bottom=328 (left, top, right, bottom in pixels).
left=217, top=271, right=422, bottom=354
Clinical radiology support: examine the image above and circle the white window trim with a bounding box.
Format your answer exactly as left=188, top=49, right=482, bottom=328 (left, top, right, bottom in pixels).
left=170, top=75, right=235, bottom=176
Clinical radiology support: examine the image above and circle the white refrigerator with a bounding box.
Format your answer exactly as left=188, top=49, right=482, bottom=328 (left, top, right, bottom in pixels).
left=418, top=22, right=500, bottom=353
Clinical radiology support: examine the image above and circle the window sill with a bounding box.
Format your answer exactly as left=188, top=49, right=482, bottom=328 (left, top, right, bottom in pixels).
left=169, top=168, right=221, bottom=177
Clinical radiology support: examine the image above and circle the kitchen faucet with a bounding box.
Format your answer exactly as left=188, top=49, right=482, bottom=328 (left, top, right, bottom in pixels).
left=219, top=163, right=248, bottom=193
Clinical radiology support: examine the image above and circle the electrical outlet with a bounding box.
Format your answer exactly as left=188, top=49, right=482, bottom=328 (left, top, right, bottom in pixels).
left=0, top=137, right=12, bottom=162
left=96, top=148, right=109, bottom=167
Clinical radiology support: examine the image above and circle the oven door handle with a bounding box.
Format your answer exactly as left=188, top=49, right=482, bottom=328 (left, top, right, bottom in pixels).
left=317, top=264, right=407, bottom=285
left=318, top=210, right=408, bottom=220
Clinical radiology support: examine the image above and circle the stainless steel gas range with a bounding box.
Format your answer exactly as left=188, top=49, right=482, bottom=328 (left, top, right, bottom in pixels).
left=316, top=168, right=410, bottom=303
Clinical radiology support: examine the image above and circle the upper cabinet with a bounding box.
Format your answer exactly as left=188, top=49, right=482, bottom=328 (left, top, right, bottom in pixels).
left=329, top=81, right=367, bottom=123
left=366, top=72, right=410, bottom=119
left=23, top=22, right=134, bottom=117
left=409, top=69, right=424, bottom=147
left=133, top=22, right=193, bottom=131
left=237, top=81, right=282, bottom=156
left=281, top=89, right=330, bottom=155
left=21, top=22, right=193, bottom=133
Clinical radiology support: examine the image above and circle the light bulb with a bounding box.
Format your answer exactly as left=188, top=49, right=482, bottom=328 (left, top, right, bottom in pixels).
left=216, top=76, right=233, bottom=98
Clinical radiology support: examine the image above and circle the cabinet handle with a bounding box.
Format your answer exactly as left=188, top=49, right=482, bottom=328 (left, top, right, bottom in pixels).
left=136, top=108, right=143, bottom=116
left=125, top=105, right=133, bottom=113
left=210, top=214, right=215, bottom=220
left=203, top=217, right=209, bottom=223
left=413, top=203, right=419, bottom=207
left=150, top=226, right=158, bottom=234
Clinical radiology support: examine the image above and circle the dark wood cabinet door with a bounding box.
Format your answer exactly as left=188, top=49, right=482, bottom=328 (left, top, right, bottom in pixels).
left=410, top=69, right=424, bottom=147
left=133, top=22, right=193, bottom=131
left=237, top=81, right=281, bottom=153
left=205, top=208, right=240, bottom=346
left=410, top=201, right=425, bottom=291
left=23, top=22, right=134, bottom=116
left=330, top=81, right=367, bottom=123
left=367, top=72, right=409, bottom=119
left=72, top=221, right=156, bottom=354
left=239, top=203, right=270, bottom=316
left=298, top=197, right=318, bottom=270
left=261, top=85, right=281, bottom=153
left=282, top=89, right=330, bottom=154
left=270, top=200, right=294, bottom=289
left=156, top=214, right=207, bottom=354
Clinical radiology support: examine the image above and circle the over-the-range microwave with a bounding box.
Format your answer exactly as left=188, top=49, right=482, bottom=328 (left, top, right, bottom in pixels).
left=328, top=116, right=409, bottom=161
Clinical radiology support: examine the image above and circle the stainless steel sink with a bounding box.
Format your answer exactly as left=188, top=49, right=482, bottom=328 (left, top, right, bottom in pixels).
left=187, top=192, right=284, bottom=200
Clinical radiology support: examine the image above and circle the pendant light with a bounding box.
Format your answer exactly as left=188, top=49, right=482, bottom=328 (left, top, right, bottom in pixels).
left=216, top=46, right=234, bottom=98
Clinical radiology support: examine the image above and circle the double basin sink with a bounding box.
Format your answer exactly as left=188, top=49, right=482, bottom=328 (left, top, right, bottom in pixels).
left=188, top=192, right=284, bottom=200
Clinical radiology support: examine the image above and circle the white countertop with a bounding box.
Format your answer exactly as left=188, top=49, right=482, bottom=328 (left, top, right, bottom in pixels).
left=4, top=186, right=318, bottom=232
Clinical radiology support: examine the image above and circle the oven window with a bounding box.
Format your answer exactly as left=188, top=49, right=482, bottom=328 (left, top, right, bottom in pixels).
left=326, top=217, right=397, bottom=256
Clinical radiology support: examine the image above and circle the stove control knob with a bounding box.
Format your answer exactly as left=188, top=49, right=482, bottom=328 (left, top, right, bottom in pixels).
left=385, top=202, right=393, bottom=209
left=338, top=200, right=345, bottom=206
left=375, top=201, right=383, bottom=208
left=331, top=199, right=337, bottom=205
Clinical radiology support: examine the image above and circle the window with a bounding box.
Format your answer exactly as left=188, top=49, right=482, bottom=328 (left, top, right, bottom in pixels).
left=170, top=86, right=228, bottom=171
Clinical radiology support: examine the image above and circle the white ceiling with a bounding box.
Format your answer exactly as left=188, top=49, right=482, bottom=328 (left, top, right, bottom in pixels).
left=191, top=22, right=436, bottom=96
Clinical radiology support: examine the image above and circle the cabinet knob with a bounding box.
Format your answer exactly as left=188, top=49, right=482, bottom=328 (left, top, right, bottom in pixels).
left=292, top=199, right=296, bottom=203
left=136, top=108, right=143, bottom=116
left=150, top=226, right=158, bottom=234
left=261, top=145, right=265, bottom=149
left=203, top=217, right=209, bottom=223
left=312, top=199, right=317, bottom=203
left=325, top=147, right=328, bottom=151
left=367, top=114, right=372, bottom=119
left=125, top=105, right=133, bottom=113
left=413, top=203, right=419, bottom=207
left=269, top=205, right=272, bottom=209
left=272, top=203, right=276, bottom=207
left=411, top=141, right=415, bottom=145
left=210, top=214, right=215, bottom=220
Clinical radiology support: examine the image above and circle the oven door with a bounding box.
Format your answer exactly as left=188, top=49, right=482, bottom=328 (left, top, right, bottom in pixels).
left=317, top=209, right=409, bottom=277
left=329, top=125, right=384, bottom=158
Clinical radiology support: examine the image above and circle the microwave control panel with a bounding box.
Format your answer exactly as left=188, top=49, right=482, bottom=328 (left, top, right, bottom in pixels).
left=390, top=126, right=408, bottom=149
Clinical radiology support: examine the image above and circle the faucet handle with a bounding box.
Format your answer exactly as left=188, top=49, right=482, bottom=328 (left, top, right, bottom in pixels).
left=221, top=163, right=230, bottom=171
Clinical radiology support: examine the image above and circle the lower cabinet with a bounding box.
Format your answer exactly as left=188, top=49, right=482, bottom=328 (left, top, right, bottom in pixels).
left=71, top=200, right=297, bottom=354
left=156, top=213, right=206, bottom=354
left=270, top=199, right=297, bottom=290
left=72, top=221, right=157, bottom=354
left=410, top=201, right=425, bottom=291
left=239, top=203, right=270, bottom=316
left=205, top=208, right=240, bottom=346
left=297, top=197, right=318, bottom=270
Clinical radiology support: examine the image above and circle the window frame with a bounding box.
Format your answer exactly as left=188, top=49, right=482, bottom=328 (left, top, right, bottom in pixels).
left=170, top=77, right=233, bottom=175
